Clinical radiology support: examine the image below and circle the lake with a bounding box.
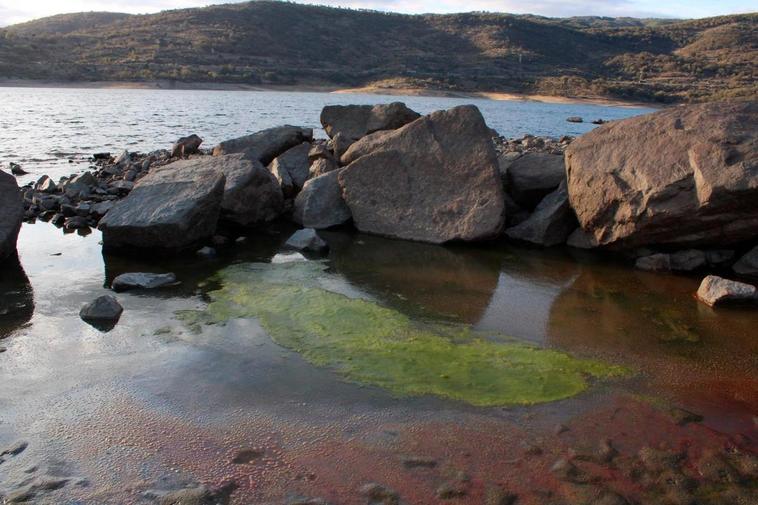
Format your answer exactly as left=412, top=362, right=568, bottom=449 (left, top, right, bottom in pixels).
left=0, top=87, right=653, bottom=185
left=0, top=89, right=755, bottom=505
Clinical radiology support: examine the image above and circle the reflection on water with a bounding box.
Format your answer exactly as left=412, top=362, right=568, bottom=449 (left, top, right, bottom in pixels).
left=0, top=256, right=33, bottom=338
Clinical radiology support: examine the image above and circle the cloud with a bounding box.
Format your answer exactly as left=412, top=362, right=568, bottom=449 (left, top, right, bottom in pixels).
left=0, top=0, right=754, bottom=26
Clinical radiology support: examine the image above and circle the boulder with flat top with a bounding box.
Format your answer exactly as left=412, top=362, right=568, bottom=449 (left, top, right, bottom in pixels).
left=338, top=105, right=505, bottom=244
left=320, top=102, right=420, bottom=140
left=212, top=126, right=313, bottom=164
left=99, top=162, right=225, bottom=253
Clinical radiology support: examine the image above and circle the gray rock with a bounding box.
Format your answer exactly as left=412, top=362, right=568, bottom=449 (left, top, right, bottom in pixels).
left=212, top=154, right=284, bottom=227
left=35, top=175, right=57, bottom=193
left=171, top=134, right=203, bottom=158
left=733, top=246, right=758, bottom=276
left=269, top=142, right=311, bottom=198
left=705, top=249, right=735, bottom=267
left=635, top=253, right=672, bottom=271
left=111, top=272, right=177, bottom=292
left=0, top=170, right=24, bottom=261
left=293, top=170, right=351, bottom=229
left=339, top=130, right=394, bottom=166
left=90, top=200, right=115, bottom=217
left=284, top=228, right=329, bottom=254
left=309, top=157, right=339, bottom=178
left=320, top=102, right=420, bottom=140
left=505, top=152, right=566, bottom=208
left=196, top=246, right=216, bottom=258
left=212, top=125, right=313, bottom=164
left=64, top=216, right=89, bottom=230
left=80, top=295, right=123, bottom=330
left=359, top=483, right=399, bottom=505
left=99, top=161, right=225, bottom=253
left=339, top=105, right=505, bottom=244
left=329, top=132, right=355, bottom=161
left=697, top=275, right=756, bottom=307
left=567, top=116, right=584, bottom=123
left=670, top=249, right=706, bottom=271
left=505, top=181, right=577, bottom=246
left=566, top=102, right=758, bottom=248
left=158, top=486, right=219, bottom=505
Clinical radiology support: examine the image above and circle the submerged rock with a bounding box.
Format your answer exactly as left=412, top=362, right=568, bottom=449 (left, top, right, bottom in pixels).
left=339, top=105, right=505, bottom=244
left=566, top=101, right=758, bottom=248
left=696, top=275, right=756, bottom=307
left=212, top=125, right=313, bottom=164
left=320, top=102, right=420, bottom=140
left=111, top=272, right=177, bottom=292
left=99, top=162, right=225, bottom=254
left=293, top=169, right=351, bottom=229
left=0, top=169, right=24, bottom=261
left=284, top=228, right=329, bottom=254
left=79, top=295, right=123, bottom=331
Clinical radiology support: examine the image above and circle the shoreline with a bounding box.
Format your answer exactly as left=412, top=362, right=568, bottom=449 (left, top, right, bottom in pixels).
left=0, top=79, right=658, bottom=108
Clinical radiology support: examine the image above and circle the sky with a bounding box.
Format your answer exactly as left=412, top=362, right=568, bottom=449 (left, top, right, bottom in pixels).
left=0, top=0, right=755, bottom=26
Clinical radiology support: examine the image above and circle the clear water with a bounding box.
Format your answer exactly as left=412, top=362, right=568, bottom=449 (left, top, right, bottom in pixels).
left=0, top=87, right=654, bottom=185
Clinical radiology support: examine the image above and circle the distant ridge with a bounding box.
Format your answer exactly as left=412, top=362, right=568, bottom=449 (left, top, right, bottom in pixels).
left=0, top=1, right=755, bottom=103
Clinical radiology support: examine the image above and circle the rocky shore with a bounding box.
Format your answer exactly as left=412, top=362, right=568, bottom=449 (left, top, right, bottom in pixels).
left=2, top=100, right=757, bottom=311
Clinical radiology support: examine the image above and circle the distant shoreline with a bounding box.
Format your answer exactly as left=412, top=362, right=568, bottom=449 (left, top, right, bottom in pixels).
left=0, top=79, right=658, bottom=108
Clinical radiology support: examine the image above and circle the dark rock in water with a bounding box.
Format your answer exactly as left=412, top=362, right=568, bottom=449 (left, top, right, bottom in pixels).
left=504, top=152, right=566, bottom=208
left=339, top=105, right=505, bottom=244
left=171, top=134, right=203, bottom=158
left=320, top=102, right=420, bottom=140
left=0, top=256, right=34, bottom=328
left=293, top=169, right=351, bottom=229
left=567, top=116, right=584, bottom=123
left=64, top=216, right=89, bottom=230
left=35, top=175, right=57, bottom=193
left=99, top=162, right=225, bottom=254
left=92, top=152, right=111, bottom=161
left=79, top=295, right=123, bottom=331
left=0, top=169, right=24, bottom=261
left=216, top=154, right=284, bottom=227
left=1, top=440, right=28, bottom=457
left=505, top=181, right=577, bottom=246
left=269, top=142, right=311, bottom=198
left=635, top=253, right=671, bottom=272
left=156, top=486, right=227, bottom=505
left=284, top=228, right=329, bottom=254
left=111, top=272, right=177, bottom=292
left=566, top=101, right=758, bottom=248
left=212, top=125, right=313, bottom=164
left=697, top=275, right=756, bottom=307
left=733, top=245, right=758, bottom=276
left=592, top=119, right=606, bottom=125
left=359, top=482, right=399, bottom=505
left=9, top=162, right=27, bottom=175
left=196, top=246, right=216, bottom=258
left=636, top=249, right=707, bottom=272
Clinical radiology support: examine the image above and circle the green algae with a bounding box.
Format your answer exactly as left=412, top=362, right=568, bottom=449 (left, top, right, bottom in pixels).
left=176, top=261, right=629, bottom=406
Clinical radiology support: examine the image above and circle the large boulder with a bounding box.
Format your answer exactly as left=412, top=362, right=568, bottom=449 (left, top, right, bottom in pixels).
left=99, top=162, right=225, bottom=253
left=167, top=154, right=283, bottom=227
left=293, top=169, right=351, bottom=229
left=0, top=170, right=24, bottom=261
left=566, top=102, right=758, bottom=248
left=338, top=105, right=505, bottom=244
left=504, top=153, right=566, bottom=208
left=268, top=142, right=311, bottom=198
left=212, top=126, right=313, bottom=164
left=340, top=130, right=394, bottom=166
left=320, top=102, right=420, bottom=140
left=505, top=181, right=577, bottom=246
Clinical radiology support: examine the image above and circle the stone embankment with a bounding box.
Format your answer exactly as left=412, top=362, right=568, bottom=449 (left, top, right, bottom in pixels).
left=3, top=100, right=757, bottom=307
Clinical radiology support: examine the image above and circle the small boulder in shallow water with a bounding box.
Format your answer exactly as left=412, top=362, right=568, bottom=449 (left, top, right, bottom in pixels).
left=111, top=272, right=177, bottom=292
left=79, top=295, right=123, bottom=331
left=284, top=228, right=329, bottom=254
left=696, top=275, right=756, bottom=307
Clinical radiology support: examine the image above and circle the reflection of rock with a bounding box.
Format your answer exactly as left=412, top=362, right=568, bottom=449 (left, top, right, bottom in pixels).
left=326, top=232, right=501, bottom=323
left=0, top=256, right=34, bottom=337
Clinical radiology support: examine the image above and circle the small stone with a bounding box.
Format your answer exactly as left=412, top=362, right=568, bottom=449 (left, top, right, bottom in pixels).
left=359, top=483, right=399, bottom=505
left=111, top=272, right=177, bottom=292
left=196, top=246, right=217, bottom=258
left=401, top=456, right=437, bottom=469
left=696, top=275, right=756, bottom=307
left=668, top=407, right=703, bottom=426
left=436, top=481, right=467, bottom=499
left=231, top=448, right=264, bottom=464
left=1, top=440, right=28, bottom=456
left=79, top=295, right=123, bottom=331
left=567, top=116, right=584, bottom=123
left=284, top=228, right=329, bottom=254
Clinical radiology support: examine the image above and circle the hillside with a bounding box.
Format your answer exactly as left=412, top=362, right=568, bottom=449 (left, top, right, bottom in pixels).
left=0, top=1, right=755, bottom=103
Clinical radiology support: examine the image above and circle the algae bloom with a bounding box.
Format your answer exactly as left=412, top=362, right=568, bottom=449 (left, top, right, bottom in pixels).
left=177, top=261, right=628, bottom=406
